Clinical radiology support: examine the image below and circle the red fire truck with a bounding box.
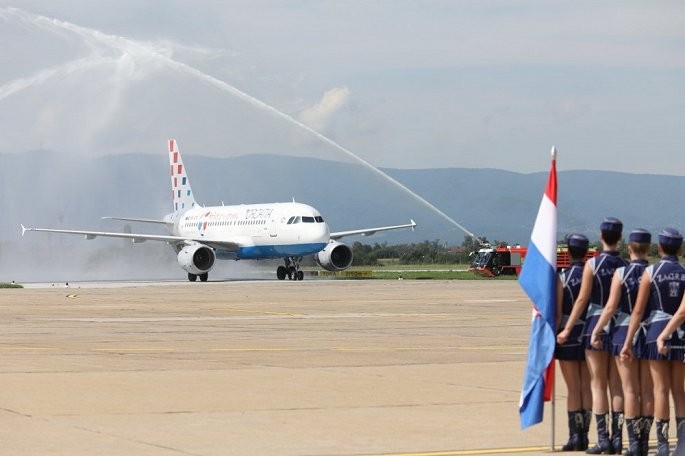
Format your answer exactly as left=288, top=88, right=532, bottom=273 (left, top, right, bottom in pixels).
left=469, top=243, right=598, bottom=277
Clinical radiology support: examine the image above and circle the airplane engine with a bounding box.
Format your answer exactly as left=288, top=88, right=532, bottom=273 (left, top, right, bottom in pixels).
left=314, top=241, right=353, bottom=271
left=177, top=243, right=216, bottom=275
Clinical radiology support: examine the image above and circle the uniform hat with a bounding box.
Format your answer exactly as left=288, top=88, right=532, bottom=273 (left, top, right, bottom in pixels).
left=629, top=228, right=651, bottom=244
left=659, top=227, right=683, bottom=248
left=567, top=234, right=589, bottom=249
left=600, top=217, right=623, bottom=233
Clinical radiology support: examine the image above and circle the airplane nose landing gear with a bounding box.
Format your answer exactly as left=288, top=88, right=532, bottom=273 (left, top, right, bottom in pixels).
left=277, top=257, right=304, bottom=280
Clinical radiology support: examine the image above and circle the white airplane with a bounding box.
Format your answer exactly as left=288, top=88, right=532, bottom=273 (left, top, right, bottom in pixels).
left=22, top=139, right=416, bottom=281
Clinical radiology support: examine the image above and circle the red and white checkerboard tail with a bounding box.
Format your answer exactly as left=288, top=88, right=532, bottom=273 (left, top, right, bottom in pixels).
left=168, top=139, right=198, bottom=213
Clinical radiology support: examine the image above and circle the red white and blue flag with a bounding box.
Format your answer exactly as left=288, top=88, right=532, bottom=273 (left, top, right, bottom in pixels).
left=518, top=147, right=557, bottom=429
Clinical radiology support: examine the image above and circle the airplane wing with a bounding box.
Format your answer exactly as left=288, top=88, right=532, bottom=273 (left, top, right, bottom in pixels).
left=20, top=225, right=240, bottom=252
left=329, top=219, right=416, bottom=240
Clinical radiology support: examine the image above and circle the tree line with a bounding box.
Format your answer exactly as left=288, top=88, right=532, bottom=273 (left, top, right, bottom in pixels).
left=350, top=236, right=482, bottom=266
left=348, top=235, right=664, bottom=267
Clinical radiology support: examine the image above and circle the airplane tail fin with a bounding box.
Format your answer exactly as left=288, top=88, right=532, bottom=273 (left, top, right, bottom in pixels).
left=168, top=139, right=198, bottom=212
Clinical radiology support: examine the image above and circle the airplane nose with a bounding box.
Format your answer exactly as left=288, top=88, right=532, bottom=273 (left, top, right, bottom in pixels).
left=320, top=223, right=331, bottom=241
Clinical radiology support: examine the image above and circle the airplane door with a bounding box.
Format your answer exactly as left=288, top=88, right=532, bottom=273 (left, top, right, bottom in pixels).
left=269, top=218, right=278, bottom=237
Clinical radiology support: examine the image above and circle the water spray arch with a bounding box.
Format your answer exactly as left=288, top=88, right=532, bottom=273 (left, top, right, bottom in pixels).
left=0, top=6, right=477, bottom=240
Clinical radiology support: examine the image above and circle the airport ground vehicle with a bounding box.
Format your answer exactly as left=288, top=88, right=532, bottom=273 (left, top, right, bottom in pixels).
left=469, top=244, right=598, bottom=277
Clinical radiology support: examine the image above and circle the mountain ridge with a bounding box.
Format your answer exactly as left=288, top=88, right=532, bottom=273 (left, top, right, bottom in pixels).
left=3, top=150, right=685, bottom=247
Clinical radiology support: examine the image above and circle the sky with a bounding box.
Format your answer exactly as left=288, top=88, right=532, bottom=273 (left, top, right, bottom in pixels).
left=0, top=1, right=684, bottom=174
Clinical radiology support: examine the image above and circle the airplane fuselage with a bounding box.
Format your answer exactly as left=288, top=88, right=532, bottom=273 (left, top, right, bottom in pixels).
left=22, top=139, right=415, bottom=281
left=168, top=202, right=330, bottom=260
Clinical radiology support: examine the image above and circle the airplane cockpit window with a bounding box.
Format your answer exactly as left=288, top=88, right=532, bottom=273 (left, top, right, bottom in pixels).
left=286, top=216, right=326, bottom=223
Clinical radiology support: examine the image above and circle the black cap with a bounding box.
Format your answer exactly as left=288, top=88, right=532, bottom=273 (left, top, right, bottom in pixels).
left=568, top=233, right=589, bottom=249
left=600, top=217, right=623, bottom=233
left=659, top=227, right=683, bottom=248
left=629, top=228, right=651, bottom=244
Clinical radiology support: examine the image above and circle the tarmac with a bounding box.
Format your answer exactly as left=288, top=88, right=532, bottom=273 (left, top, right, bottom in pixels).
left=1, top=279, right=570, bottom=455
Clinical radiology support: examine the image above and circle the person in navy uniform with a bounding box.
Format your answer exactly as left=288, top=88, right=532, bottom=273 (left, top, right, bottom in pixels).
left=623, top=228, right=685, bottom=456
left=558, top=217, right=628, bottom=454
left=556, top=234, right=593, bottom=451
left=591, top=229, right=653, bottom=455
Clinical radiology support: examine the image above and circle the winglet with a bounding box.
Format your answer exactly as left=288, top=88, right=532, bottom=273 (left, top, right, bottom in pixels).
left=410, top=219, right=416, bottom=232
left=20, top=224, right=28, bottom=237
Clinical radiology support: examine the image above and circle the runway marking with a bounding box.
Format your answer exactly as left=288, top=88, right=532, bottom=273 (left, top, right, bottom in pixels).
left=209, top=346, right=524, bottom=353
left=0, top=345, right=526, bottom=354
left=92, top=348, right=176, bottom=353
left=212, top=309, right=456, bottom=319
left=56, top=316, right=289, bottom=322
left=458, top=345, right=527, bottom=351
left=333, top=346, right=527, bottom=352
left=53, top=313, right=461, bottom=323
left=367, top=445, right=551, bottom=455
left=214, top=307, right=304, bottom=317
left=211, top=348, right=293, bottom=352
left=299, top=313, right=455, bottom=319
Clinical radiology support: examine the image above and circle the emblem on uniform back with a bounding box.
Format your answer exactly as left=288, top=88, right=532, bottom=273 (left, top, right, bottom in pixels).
left=669, top=281, right=680, bottom=298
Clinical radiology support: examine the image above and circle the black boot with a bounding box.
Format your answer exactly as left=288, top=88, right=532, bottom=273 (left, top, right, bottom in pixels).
left=641, top=416, right=653, bottom=456
left=656, top=419, right=670, bottom=456
left=673, top=417, right=685, bottom=456
left=586, top=413, right=615, bottom=454
left=562, top=411, right=584, bottom=451
left=582, top=409, right=592, bottom=451
left=624, top=417, right=640, bottom=456
left=611, top=411, right=624, bottom=454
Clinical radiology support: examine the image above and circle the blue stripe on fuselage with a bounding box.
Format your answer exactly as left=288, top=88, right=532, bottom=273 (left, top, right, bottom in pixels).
left=215, top=242, right=328, bottom=260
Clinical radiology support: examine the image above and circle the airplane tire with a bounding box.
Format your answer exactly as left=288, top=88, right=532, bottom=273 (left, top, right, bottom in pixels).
left=188, top=273, right=198, bottom=282
left=287, top=266, right=296, bottom=280
left=297, top=271, right=304, bottom=281
left=200, top=273, right=209, bottom=282
left=277, top=266, right=286, bottom=280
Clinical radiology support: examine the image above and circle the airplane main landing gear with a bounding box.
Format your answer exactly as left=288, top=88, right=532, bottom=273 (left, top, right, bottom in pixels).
left=188, top=272, right=209, bottom=282
left=277, top=257, right=304, bottom=281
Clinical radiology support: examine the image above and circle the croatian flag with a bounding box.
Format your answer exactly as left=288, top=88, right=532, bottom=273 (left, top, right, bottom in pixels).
left=518, top=147, right=557, bottom=429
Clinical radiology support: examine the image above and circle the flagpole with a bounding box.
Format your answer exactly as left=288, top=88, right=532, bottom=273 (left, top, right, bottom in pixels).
left=551, top=146, right=557, bottom=452
left=551, top=366, right=555, bottom=451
